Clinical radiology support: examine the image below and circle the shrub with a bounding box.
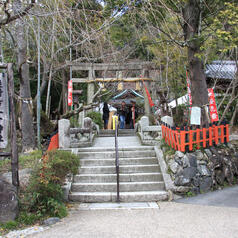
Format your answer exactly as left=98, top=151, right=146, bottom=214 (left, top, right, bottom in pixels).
left=1, top=221, right=18, bottom=230
left=87, top=111, right=103, bottom=129
left=24, top=150, right=80, bottom=218
left=16, top=211, right=39, bottom=225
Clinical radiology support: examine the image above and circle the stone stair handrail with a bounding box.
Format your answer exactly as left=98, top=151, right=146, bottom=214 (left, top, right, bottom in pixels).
left=59, top=117, right=97, bottom=149
left=136, top=116, right=162, bottom=145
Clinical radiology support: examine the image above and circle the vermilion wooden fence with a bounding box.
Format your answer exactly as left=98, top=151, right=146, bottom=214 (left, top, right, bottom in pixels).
left=161, top=123, right=229, bottom=152
left=47, top=133, right=59, bottom=151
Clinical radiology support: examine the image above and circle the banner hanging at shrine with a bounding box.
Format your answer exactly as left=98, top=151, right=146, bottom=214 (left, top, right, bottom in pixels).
left=68, top=80, right=73, bottom=106
left=208, top=88, right=219, bottom=122
left=0, top=73, right=9, bottom=149
left=186, top=71, right=192, bottom=107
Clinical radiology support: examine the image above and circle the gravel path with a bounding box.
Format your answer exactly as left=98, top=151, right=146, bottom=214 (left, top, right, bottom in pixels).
left=24, top=202, right=238, bottom=238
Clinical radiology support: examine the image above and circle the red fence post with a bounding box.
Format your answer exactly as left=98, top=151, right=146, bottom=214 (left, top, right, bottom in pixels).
left=196, top=128, right=200, bottom=149
left=209, top=126, right=213, bottom=147
left=226, top=124, right=229, bottom=143
left=203, top=128, right=207, bottom=148
left=180, top=130, right=186, bottom=152
left=214, top=125, right=219, bottom=145
left=189, top=130, right=193, bottom=151
left=220, top=125, right=224, bottom=143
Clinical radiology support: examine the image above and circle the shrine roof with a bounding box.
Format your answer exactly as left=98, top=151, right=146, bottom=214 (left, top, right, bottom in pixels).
left=112, top=89, right=144, bottom=100
left=205, top=60, right=237, bottom=80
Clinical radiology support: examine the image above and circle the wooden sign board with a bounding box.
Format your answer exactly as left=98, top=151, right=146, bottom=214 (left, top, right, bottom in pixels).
left=0, top=73, right=9, bottom=148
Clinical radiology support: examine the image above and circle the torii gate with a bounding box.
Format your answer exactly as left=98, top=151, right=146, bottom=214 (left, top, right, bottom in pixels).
left=66, top=61, right=158, bottom=114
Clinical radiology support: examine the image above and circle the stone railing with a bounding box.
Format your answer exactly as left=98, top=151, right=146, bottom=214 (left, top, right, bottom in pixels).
left=136, top=116, right=162, bottom=145
left=58, top=117, right=98, bottom=149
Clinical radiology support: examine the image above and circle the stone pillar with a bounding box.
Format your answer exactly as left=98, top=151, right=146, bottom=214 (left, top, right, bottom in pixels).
left=141, top=116, right=149, bottom=129
left=140, top=116, right=149, bottom=140
left=59, top=119, right=70, bottom=148
left=87, top=68, right=95, bottom=104
left=161, top=116, right=174, bottom=127
left=83, top=117, right=93, bottom=142
left=0, top=180, right=18, bottom=223
left=78, top=103, right=84, bottom=128
left=142, top=70, right=151, bottom=116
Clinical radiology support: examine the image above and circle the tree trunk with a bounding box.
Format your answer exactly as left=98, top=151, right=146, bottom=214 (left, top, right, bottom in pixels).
left=14, top=0, right=35, bottom=152
left=62, top=70, right=68, bottom=114
left=230, top=101, right=238, bottom=127
left=183, top=0, right=208, bottom=109
left=33, top=57, right=49, bottom=104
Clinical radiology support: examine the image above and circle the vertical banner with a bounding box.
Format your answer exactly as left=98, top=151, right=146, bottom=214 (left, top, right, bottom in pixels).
left=0, top=73, right=9, bottom=148
left=186, top=71, right=192, bottom=107
left=68, top=80, right=73, bottom=106
left=144, top=84, right=154, bottom=107
left=208, top=88, right=219, bottom=122
left=140, top=74, right=154, bottom=108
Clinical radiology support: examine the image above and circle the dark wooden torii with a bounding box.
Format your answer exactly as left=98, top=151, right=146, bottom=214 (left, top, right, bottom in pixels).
left=66, top=61, right=158, bottom=114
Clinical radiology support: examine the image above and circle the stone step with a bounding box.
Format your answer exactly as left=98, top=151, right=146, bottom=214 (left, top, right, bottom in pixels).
left=78, top=150, right=156, bottom=159
left=69, top=191, right=168, bottom=202
left=99, top=129, right=135, bottom=137
left=74, top=172, right=163, bottom=183
left=78, top=146, right=154, bottom=153
left=79, top=164, right=160, bottom=174
left=71, top=181, right=165, bottom=192
left=80, top=157, right=158, bottom=166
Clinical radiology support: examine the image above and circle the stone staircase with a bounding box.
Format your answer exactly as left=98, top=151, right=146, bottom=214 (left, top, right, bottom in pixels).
left=99, top=129, right=135, bottom=137
left=69, top=146, right=168, bottom=202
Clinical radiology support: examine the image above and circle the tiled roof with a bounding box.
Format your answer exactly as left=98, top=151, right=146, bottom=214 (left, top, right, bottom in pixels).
left=112, top=89, right=144, bottom=100
left=205, top=60, right=237, bottom=80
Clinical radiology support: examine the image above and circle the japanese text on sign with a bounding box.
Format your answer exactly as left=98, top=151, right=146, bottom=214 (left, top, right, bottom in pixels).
left=208, top=88, right=219, bottom=122
left=0, top=73, right=9, bottom=148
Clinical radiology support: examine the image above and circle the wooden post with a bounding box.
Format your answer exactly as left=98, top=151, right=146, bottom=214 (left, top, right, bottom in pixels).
left=7, top=63, right=19, bottom=189
left=196, top=127, right=200, bottom=149
left=209, top=126, right=213, bottom=147
left=189, top=130, right=193, bottom=151
left=142, top=70, right=151, bottom=116
left=220, top=125, right=224, bottom=143
left=180, top=130, right=186, bottom=152
left=202, top=128, right=207, bottom=148
left=87, top=68, right=95, bottom=105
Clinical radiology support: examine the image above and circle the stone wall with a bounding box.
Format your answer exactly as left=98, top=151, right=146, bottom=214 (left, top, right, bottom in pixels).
left=163, top=142, right=238, bottom=195
left=136, top=116, right=162, bottom=145
left=59, top=117, right=98, bottom=148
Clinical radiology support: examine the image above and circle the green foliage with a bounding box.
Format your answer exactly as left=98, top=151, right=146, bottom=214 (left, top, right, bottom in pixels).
left=0, top=150, right=42, bottom=173
left=40, top=111, right=55, bottom=137
left=19, top=150, right=42, bottom=169
left=160, top=139, right=176, bottom=157
left=16, top=211, right=39, bottom=226
left=201, top=2, right=238, bottom=60
left=186, top=191, right=195, bottom=197
left=0, top=158, right=10, bottom=173
left=46, top=150, right=80, bottom=182
left=24, top=150, right=79, bottom=218
left=0, top=221, right=18, bottom=230
left=172, top=104, right=189, bottom=127
left=87, top=111, right=103, bottom=129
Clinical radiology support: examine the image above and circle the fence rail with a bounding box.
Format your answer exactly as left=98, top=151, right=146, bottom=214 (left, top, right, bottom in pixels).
left=161, top=123, right=229, bottom=152
left=114, top=120, right=120, bottom=202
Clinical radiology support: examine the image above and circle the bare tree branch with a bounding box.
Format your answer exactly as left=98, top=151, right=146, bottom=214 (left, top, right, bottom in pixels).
left=0, top=0, right=36, bottom=28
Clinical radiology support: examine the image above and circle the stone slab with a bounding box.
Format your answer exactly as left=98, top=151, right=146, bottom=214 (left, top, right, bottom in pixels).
left=77, top=202, right=159, bottom=210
